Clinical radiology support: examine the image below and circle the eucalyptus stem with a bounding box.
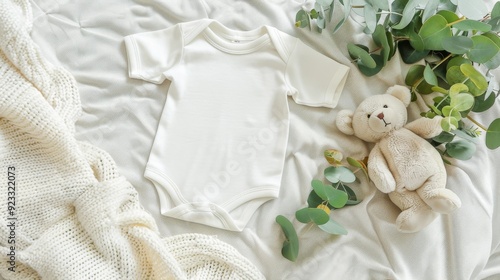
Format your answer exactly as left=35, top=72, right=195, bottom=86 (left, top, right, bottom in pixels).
left=467, top=115, right=488, bottom=131
left=412, top=53, right=454, bottom=91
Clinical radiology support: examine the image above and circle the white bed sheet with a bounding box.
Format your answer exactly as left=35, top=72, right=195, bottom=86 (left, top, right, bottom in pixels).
left=29, top=0, right=500, bottom=279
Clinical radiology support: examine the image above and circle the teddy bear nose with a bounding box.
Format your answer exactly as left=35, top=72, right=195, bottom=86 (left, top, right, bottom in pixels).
left=377, top=112, right=384, bottom=119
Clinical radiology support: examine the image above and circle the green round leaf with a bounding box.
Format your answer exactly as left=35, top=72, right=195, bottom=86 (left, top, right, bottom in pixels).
left=450, top=93, right=474, bottom=112
left=442, top=36, right=473, bottom=54
left=446, top=65, right=484, bottom=96
left=442, top=105, right=461, bottom=119
left=364, top=3, right=377, bottom=33
left=358, top=54, right=385, bottom=76
left=437, top=10, right=460, bottom=23
left=459, top=64, right=488, bottom=95
left=445, top=139, right=476, bottom=160
left=467, top=35, right=500, bottom=64
left=441, top=116, right=459, bottom=131
left=457, top=0, right=488, bottom=20
left=311, top=180, right=349, bottom=208
left=318, top=219, right=348, bottom=235
left=276, top=215, right=299, bottom=262
left=486, top=118, right=500, bottom=149
left=295, top=10, right=309, bottom=28
left=307, top=189, right=325, bottom=209
left=449, top=83, right=468, bottom=96
left=472, top=92, right=496, bottom=113
left=405, top=64, right=425, bottom=86
left=453, top=20, right=492, bottom=32
left=433, top=131, right=455, bottom=143
left=347, top=43, right=377, bottom=68
left=324, top=166, right=356, bottom=183
left=392, top=0, right=419, bottom=30
left=372, top=25, right=390, bottom=62
left=446, top=56, right=471, bottom=71
left=399, top=41, right=429, bottom=64
left=424, top=64, right=438, bottom=86
left=295, top=207, right=329, bottom=225
left=409, top=31, right=425, bottom=52
left=418, top=14, right=452, bottom=50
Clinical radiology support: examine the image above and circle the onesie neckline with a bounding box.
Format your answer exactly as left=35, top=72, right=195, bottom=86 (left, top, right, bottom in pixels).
left=202, top=20, right=271, bottom=54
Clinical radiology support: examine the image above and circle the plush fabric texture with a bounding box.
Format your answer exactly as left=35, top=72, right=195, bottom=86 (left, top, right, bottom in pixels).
left=0, top=1, right=265, bottom=279
left=336, top=85, right=462, bottom=233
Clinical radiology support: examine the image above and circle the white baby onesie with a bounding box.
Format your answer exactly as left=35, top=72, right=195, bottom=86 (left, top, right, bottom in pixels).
left=124, top=19, right=349, bottom=231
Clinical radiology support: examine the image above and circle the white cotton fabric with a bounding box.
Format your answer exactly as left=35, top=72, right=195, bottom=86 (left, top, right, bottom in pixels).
left=26, top=0, right=500, bottom=279
left=0, top=1, right=265, bottom=279
left=124, top=19, right=349, bottom=231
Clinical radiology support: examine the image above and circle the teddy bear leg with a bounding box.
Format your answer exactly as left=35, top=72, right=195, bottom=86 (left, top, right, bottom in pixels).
left=416, top=175, right=461, bottom=214
left=389, top=191, right=438, bottom=233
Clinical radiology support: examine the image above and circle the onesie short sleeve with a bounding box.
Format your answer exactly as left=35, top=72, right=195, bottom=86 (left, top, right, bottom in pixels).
left=124, top=25, right=183, bottom=84
left=286, top=40, right=349, bottom=108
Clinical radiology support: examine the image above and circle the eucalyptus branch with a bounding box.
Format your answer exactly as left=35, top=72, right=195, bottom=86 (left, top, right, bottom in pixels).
left=467, top=115, right=488, bottom=131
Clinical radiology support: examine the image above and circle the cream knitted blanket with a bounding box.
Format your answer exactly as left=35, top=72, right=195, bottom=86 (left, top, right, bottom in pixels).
left=0, top=1, right=265, bottom=279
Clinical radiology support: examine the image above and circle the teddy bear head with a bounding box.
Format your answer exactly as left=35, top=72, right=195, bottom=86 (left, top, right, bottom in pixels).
left=336, top=85, right=412, bottom=143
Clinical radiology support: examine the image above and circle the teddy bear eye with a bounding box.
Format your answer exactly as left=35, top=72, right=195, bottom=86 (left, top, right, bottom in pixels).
left=383, top=105, right=388, bottom=108
left=367, top=114, right=371, bottom=118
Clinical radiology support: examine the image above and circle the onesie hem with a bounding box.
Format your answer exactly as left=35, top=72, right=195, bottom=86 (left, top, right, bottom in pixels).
left=324, top=64, right=349, bottom=108
left=144, top=166, right=279, bottom=231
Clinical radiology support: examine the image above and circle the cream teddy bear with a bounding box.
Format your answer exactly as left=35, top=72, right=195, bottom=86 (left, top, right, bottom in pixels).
left=336, top=85, right=462, bottom=233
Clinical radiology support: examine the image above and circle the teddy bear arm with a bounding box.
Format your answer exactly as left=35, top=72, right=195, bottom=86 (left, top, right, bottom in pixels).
left=404, top=116, right=443, bottom=139
left=368, top=145, right=396, bottom=193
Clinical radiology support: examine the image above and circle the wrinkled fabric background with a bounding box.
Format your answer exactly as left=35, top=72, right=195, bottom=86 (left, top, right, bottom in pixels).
left=29, top=0, right=500, bottom=279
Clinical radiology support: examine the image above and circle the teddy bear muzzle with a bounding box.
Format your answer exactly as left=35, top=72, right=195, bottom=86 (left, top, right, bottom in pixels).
left=369, top=109, right=393, bottom=133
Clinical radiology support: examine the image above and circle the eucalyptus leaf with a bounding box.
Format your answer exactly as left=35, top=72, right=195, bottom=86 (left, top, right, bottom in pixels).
left=372, top=25, right=390, bottom=62
left=493, top=1, right=500, bottom=18
left=457, top=0, right=488, bottom=20
left=399, top=41, right=429, bottom=64
left=392, top=0, right=420, bottom=30
left=324, top=166, right=356, bottom=183
left=449, top=83, right=468, bottom=96
left=418, top=14, right=452, bottom=50
left=436, top=10, right=459, bottom=23
left=364, top=2, right=377, bottom=34
left=442, top=105, right=461, bottom=119
left=446, top=66, right=484, bottom=96
left=390, top=0, right=409, bottom=24
left=295, top=10, right=309, bottom=28
left=409, top=31, right=425, bottom=52
left=467, top=35, right=500, bottom=64
left=472, top=94, right=496, bottom=113
left=446, top=56, right=471, bottom=71
left=452, top=20, right=492, bottom=32
left=295, top=207, right=329, bottom=225
left=346, top=157, right=369, bottom=180
left=424, top=64, right=438, bottom=86
left=441, top=116, right=459, bottom=131
left=433, top=131, right=455, bottom=143
left=311, top=180, right=349, bottom=208
left=405, top=65, right=425, bottom=86
left=276, top=215, right=299, bottom=262
left=446, top=139, right=476, bottom=160
left=459, top=64, right=488, bottom=94
left=307, top=189, right=325, bottom=209
left=318, top=219, right=348, bottom=235
left=422, top=0, right=439, bottom=23
left=333, top=0, right=351, bottom=33
left=348, top=43, right=377, bottom=68
left=442, top=36, right=473, bottom=54
left=488, top=17, right=500, bottom=32
left=358, top=54, right=385, bottom=76
left=373, top=0, right=389, bottom=10
left=450, top=93, right=474, bottom=111
left=486, top=118, right=500, bottom=149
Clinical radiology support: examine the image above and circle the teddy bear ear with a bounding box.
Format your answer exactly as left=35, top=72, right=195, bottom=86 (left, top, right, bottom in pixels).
left=336, top=110, right=355, bottom=135
left=386, top=85, right=411, bottom=107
